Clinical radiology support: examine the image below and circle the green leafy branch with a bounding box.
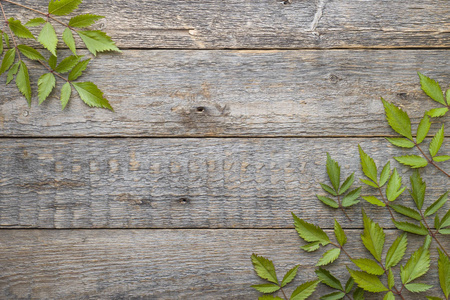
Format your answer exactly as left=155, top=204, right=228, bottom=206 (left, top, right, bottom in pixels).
left=0, top=0, right=120, bottom=110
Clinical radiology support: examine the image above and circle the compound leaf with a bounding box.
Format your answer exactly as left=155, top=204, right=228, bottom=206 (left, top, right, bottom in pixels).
left=342, top=187, right=361, bottom=207
left=339, top=173, right=354, bottom=195
left=55, top=55, right=81, bottom=73
left=68, top=59, right=90, bottom=81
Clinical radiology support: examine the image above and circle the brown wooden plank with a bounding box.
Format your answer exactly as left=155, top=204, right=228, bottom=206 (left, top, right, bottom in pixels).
left=0, top=229, right=447, bottom=299
left=1, top=138, right=448, bottom=229
left=4, top=0, right=450, bottom=49
left=1, top=50, right=449, bottom=137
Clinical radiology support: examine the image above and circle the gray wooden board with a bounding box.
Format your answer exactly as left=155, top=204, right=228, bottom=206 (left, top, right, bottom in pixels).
left=4, top=0, right=450, bottom=49
left=1, top=138, right=448, bottom=229
left=0, top=229, right=448, bottom=299
left=1, top=50, right=449, bottom=137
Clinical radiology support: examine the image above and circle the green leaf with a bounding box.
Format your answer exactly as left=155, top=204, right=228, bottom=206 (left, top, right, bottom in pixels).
left=394, top=155, right=428, bottom=168
left=315, top=268, right=343, bottom=291
left=440, top=209, right=450, bottom=228
left=386, top=233, right=407, bottom=268
left=69, top=14, right=104, bottom=28
left=281, top=265, right=298, bottom=288
left=382, top=97, right=413, bottom=140
left=386, top=137, right=415, bottom=148
left=326, top=153, right=340, bottom=192
left=38, top=22, right=58, bottom=57
left=25, top=18, right=46, bottom=27
left=0, top=33, right=3, bottom=55
left=362, top=196, right=385, bottom=207
left=258, top=296, right=284, bottom=300
left=435, top=214, right=441, bottom=230
left=317, top=195, right=339, bottom=209
left=339, top=173, right=354, bottom=195
left=345, top=277, right=354, bottom=293
left=0, top=48, right=16, bottom=75
left=3, top=32, right=10, bottom=48
left=316, top=248, right=340, bottom=266
left=418, top=72, right=446, bottom=105
left=68, top=59, right=90, bottom=81
left=8, top=18, right=35, bottom=39
left=416, top=115, right=431, bottom=144
left=360, top=178, right=379, bottom=188
left=426, top=297, right=444, bottom=300
left=320, top=292, right=345, bottom=300
left=63, top=28, right=77, bottom=55
left=334, top=220, right=347, bottom=247
left=300, top=242, right=321, bottom=252
left=439, top=228, right=450, bottom=234
left=48, top=54, right=57, bottom=70
left=427, top=107, right=449, bottom=118
left=77, top=30, right=120, bottom=56
left=60, top=81, right=72, bottom=110
left=383, top=291, right=395, bottom=300
left=38, top=73, right=56, bottom=104
left=447, top=89, right=450, bottom=105
left=48, top=0, right=83, bottom=16
left=6, top=62, right=19, bottom=84
left=400, top=245, right=430, bottom=284
left=17, top=45, right=45, bottom=61
left=55, top=55, right=81, bottom=73
left=429, top=124, right=445, bottom=157
left=347, top=267, right=388, bottom=293
left=390, top=204, right=422, bottom=221
left=438, top=249, right=450, bottom=298
left=353, top=287, right=364, bottom=300
left=386, top=168, right=405, bottom=201
left=393, top=220, right=428, bottom=236
left=251, top=284, right=280, bottom=293
left=292, top=213, right=330, bottom=246
left=290, top=279, right=320, bottom=300
left=424, top=192, right=448, bottom=217
left=16, top=61, right=31, bottom=106
left=434, top=155, right=450, bottom=162
left=379, top=161, right=391, bottom=187
left=405, top=283, right=433, bottom=293
left=410, top=171, right=426, bottom=210
left=358, top=145, right=378, bottom=184
left=251, top=254, right=278, bottom=284
left=351, top=258, right=384, bottom=275
left=342, top=187, right=361, bottom=207
left=72, top=81, right=113, bottom=110
left=387, top=268, right=395, bottom=289
left=361, top=210, right=385, bottom=262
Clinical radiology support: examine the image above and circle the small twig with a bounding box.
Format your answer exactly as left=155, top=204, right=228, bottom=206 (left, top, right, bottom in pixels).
left=337, top=195, right=353, bottom=222
left=0, top=1, right=21, bottom=60
left=378, top=187, right=396, bottom=220
left=415, top=142, right=450, bottom=178
left=418, top=208, right=450, bottom=257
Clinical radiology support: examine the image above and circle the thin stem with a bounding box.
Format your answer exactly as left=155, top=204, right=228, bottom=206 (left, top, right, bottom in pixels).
left=415, top=142, right=450, bottom=178
left=37, top=60, right=69, bottom=82
left=330, top=241, right=354, bottom=261
left=0, top=1, right=21, bottom=60
left=418, top=208, right=450, bottom=257
left=378, top=187, right=396, bottom=221
left=337, top=195, right=353, bottom=222
left=280, top=287, right=288, bottom=300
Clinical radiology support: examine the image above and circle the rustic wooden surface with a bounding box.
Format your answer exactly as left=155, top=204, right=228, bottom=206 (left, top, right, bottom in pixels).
left=1, top=0, right=449, bottom=299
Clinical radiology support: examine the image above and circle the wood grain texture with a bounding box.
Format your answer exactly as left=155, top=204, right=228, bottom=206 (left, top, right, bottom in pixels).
left=0, top=229, right=448, bottom=299
left=1, top=138, right=448, bottom=229
left=4, top=0, right=450, bottom=49
left=1, top=50, right=449, bottom=137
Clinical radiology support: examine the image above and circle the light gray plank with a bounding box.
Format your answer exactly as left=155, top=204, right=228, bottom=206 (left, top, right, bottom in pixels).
left=1, top=138, right=448, bottom=229
left=1, top=50, right=449, bottom=137
left=0, top=229, right=447, bottom=299
left=4, top=0, right=450, bottom=49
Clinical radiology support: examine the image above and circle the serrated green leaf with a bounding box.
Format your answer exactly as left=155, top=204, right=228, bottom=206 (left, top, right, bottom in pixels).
left=386, top=137, right=415, bottom=148
left=353, top=287, right=364, bottom=300
left=251, top=283, right=280, bottom=293
left=386, top=233, right=407, bottom=268
left=382, top=97, right=413, bottom=140
left=447, top=89, right=450, bottom=105
left=25, top=18, right=46, bottom=27
left=440, top=209, right=450, bottom=228
left=390, top=204, right=422, bottom=221
left=320, top=292, right=345, bottom=300
left=424, top=192, right=448, bottom=217
left=0, top=33, right=3, bottom=55
left=77, top=30, right=120, bottom=56
left=358, top=145, right=378, bottom=184
left=361, top=210, right=385, bottom=262
left=379, top=162, right=391, bottom=187
left=418, top=72, right=446, bottom=105
left=347, top=267, right=388, bottom=293
left=8, top=18, right=34, bottom=39
left=334, top=220, right=347, bottom=247
left=426, top=297, right=444, bottom=300
left=60, top=81, right=72, bottom=110
left=55, top=55, right=81, bottom=73
left=416, top=115, right=431, bottom=144
left=0, top=48, right=16, bottom=75
left=345, top=277, right=354, bottom=293
left=427, top=107, right=449, bottom=118
left=362, top=196, right=385, bottom=207
left=404, top=283, right=433, bottom=293
left=393, top=220, right=428, bottom=236
left=401, top=245, right=430, bottom=284
left=342, top=187, right=361, bottom=207
left=63, top=28, right=77, bottom=55
left=339, top=173, right=354, bottom=195
left=351, top=258, right=384, bottom=275
left=386, top=168, right=405, bottom=201
left=326, top=153, right=340, bottom=192
left=434, top=155, right=450, bottom=162
left=72, top=81, right=113, bottom=110
left=388, top=268, right=394, bottom=289
left=38, top=22, right=58, bottom=56
left=424, top=235, right=432, bottom=250
left=439, top=228, right=450, bottom=234
left=6, top=62, right=19, bottom=84
left=68, top=59, right=90, bottom=81
left=395, top=155, right=428, bottom=169
left=16, top=61, right=31, bottom=105
left=360, top=178, right=379, bottom=188
left=317, top=195, right=339, bottom=209
left=290, top=279, right=320, bottom=300
left=17, top=45, right=45, bottom=61
left=435, top=214, right=441, bottom=230
left=69, top=14, right=104, bottom=28
left=316, top=248, right=340, bottom=267
left=383, top=291, right=395, bottom=300
left=38, top=73, right=56, bottom=104
left=258, top=295, right=284, bottom=300
left=429, top=124, right=445, bottom=157
left=281, top=265, right=298, bottom=288
left=410, top=171, right=426, bottom=210
left=315, top=268, right=343, bottom=291
left=438, top=249, right=450, bottom=298
left=48, top=54, right=57, bottom=70
left=251, top=254, right=278, bottom=284
left=300, top=242, right=321, bottom=252
left=48, top=0, right=83, bottom=16
left=3, top=32, right=10, bottom=48
left=292, top=213, right=330, bottom=246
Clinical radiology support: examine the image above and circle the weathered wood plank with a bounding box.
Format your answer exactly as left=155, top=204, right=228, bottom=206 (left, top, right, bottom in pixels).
left=1, top=138, right=448, bottom=229
left=1, top=50, right=449, bottom=137
left=4, top=0, right=450, bottom=49
left=0, top=229, right=447, bottom=299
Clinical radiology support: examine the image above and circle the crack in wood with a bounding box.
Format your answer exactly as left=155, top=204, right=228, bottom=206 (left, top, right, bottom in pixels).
left=309, top=0, right=327, bottom=35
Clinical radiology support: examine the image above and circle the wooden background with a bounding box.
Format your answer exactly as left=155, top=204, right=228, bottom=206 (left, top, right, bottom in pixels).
left=1, top=0, right=449, bottom=299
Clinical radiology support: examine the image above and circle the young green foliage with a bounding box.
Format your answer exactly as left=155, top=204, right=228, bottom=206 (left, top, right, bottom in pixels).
left=418, top=72, right=449, bottom=117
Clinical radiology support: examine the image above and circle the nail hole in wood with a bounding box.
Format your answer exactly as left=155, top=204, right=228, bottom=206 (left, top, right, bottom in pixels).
left=397, top=93, right=407, bottom=100
left=179, top=198, right=189, bottom=204
left=196, top=106, right=205, bottom=113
